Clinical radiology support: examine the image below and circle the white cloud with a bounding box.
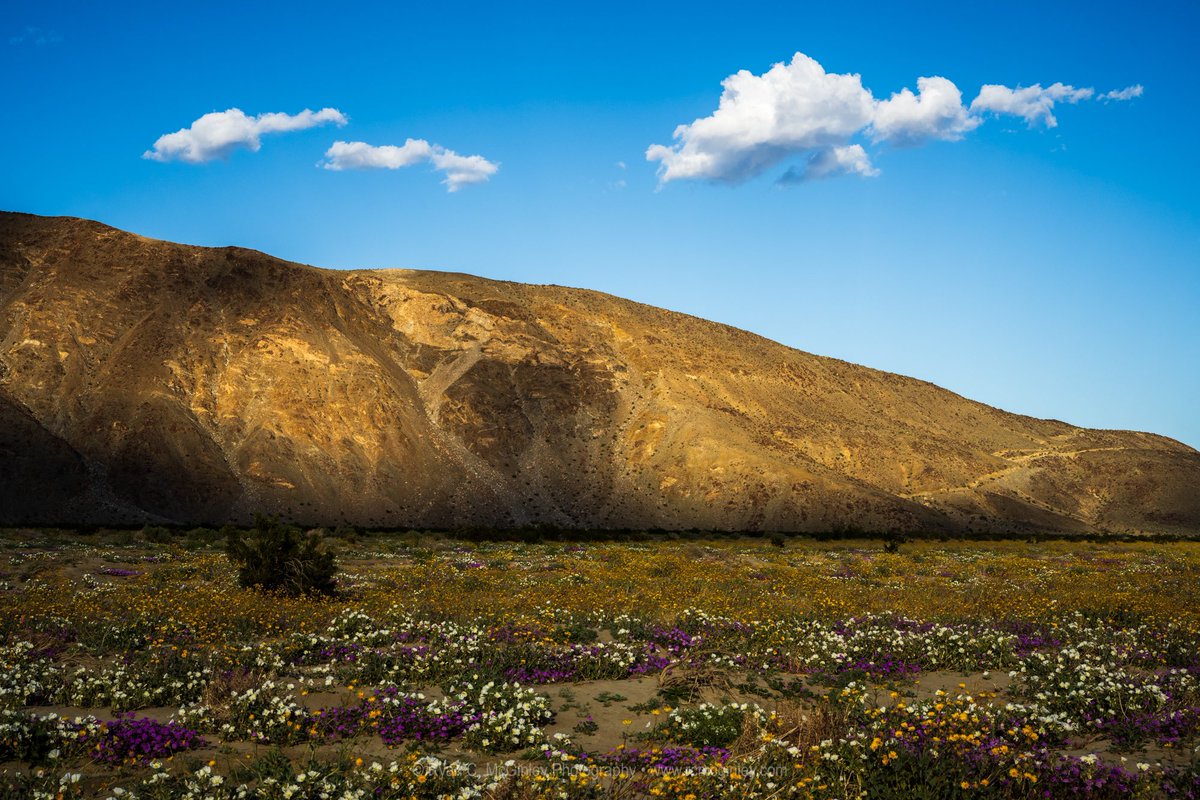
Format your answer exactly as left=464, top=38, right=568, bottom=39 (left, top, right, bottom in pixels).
left=428, top=148, right=499, bottom=191
left=779, top=145, right=879, bottom=184
left=144, top=108, right=347, bottom=163
left=1100, top=84, right=1144, bottom=102
left=646, top=52, right=876, bottom=184
left=320, top=140, right=498, bottom=192
left=969, top=83, right=1093, bottom=127
left=648, top=52, right=1141, bottom=187
left=320, top=139, right=432, bottom=169
left=872, top=76, right=979, bottom=145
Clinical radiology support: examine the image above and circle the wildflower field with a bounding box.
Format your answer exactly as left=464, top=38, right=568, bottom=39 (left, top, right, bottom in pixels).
left=1, top=529, right=1199, bottom=799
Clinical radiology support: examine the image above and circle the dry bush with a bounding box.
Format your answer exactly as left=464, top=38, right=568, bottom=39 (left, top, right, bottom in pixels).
left=657, top=652, right=734, bottom=702
left=201, top=669, right=265, bottom=723
left=771, top=699, right=845, bottom=750
left=728, top=711, right=768, bottom=757
left=728, top=698, right=845, bottom=758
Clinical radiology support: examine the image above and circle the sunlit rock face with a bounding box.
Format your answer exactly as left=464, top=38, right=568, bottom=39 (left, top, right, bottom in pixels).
left=2, top=212, right=1197, bottom=533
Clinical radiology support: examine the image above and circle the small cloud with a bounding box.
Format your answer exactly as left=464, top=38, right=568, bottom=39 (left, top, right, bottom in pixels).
left=615, top=161, right=627, bottom=170
left=779, top=144, right=879, bottom=184
left=143, top=108, right=347, bottom=163
left=9, top=26, right=61, bottom=45
left=970, top=83, right=1093, bottom=128
left=320, top=140, right=498, bottom=192
left=1100, top=84, right=1144, bottom=102
left=872, top=76, right=979, bottom=145
left=320, top=139, right=432, bottom=169
left=428, top=147, right=500, bottom=192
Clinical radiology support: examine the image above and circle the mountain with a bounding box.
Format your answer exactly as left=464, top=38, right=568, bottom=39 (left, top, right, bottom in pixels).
left=1, top=211, right=1197, bottom=533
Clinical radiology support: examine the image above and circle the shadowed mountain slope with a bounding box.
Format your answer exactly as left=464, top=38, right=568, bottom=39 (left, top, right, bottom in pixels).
left=1, top=212, right=1197, bottom=533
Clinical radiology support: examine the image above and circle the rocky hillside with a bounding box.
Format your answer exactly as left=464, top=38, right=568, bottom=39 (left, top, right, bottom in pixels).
left=2, top=212, right=1197, bottom=533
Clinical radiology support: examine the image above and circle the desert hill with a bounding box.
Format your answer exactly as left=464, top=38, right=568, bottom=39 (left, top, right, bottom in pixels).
left=1, top=211, right=1197, bottom=533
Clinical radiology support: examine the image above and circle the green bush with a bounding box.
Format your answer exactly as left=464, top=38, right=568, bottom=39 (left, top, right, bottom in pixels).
left=140, top=525, right=172, bottom=543
left=882, top=530, right=906, bottom=554
left=224, top=515, right=338, bottom=596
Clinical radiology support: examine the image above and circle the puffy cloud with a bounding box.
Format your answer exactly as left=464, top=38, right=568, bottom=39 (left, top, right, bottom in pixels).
left=144, top=108, right=347, bottom=163
left=320, top=140, right=498, bottom=192
left=428, top=148, right=500, bottom=192
left=646, top=52, right=876, bottom=184
left=320, top=139, right=432, bottom=169
left=779, top=145, right=878, bottom=184
left=872, top=76, right=979, bottom=145
left=1100, top=84, right=1144, bottom=102
left=969, top=83, right=1093, bottom=127
left=648, top=52, right=1141, bottom=187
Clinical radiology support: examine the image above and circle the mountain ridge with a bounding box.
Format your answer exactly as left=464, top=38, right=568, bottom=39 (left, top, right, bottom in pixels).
left=2, top=211, right=1196, bottom=533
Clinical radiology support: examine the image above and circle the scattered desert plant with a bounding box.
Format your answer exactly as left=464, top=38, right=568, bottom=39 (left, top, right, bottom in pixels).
left=224, top=515, right=338, bottom=596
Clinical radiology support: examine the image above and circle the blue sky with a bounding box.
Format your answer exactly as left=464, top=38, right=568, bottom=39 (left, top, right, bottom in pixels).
left=4, top=0, right=1199, bottom=447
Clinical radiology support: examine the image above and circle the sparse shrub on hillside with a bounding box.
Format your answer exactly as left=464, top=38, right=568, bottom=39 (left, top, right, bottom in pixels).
left=224, top=515, right=338, bottom=596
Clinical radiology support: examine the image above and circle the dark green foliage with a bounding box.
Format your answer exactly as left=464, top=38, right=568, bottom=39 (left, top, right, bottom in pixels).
left=228, top=746, right=294, bottom=786
left=557, top=620, right=599, bottom=644
left=224, top=515, right=338, bottom=596
left=572, top=717, right=599, bottom=736
left=140, top=525, right=172, bottom=543
left=0, top=712, right=62, bottom=765
left=183, top=526, right=221, bottom=549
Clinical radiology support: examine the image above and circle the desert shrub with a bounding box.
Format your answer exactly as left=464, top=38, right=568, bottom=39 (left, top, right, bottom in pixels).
left=657, top=703, right=764, bottom=748
left=224, top=515, right=338, bottom=596
left=140, top=525, right=172, bottom=543
left=183, top=526, right=221, bottom=549
left=331, top=524, right=359, bottom=541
